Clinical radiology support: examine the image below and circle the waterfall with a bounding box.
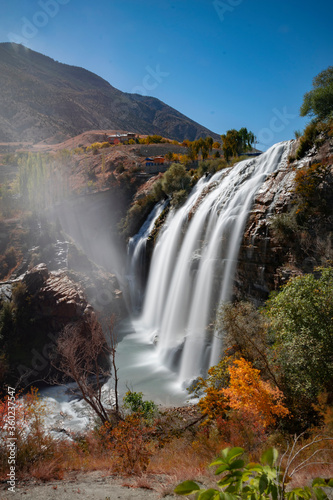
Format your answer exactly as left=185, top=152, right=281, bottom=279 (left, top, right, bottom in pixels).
left=127, top=200, right=167, bottom=313
left=133, top=141, right=291, bottom=389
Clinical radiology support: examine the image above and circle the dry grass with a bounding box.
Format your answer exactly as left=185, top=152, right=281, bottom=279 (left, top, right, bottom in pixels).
left=28, top=458, right=64, bottom=482
left=148, top=434, right=218, bottom=484
left=1, top=388, right=332, bottom=493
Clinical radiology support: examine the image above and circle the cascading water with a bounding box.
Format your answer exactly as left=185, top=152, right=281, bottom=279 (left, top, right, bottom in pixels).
left=127, top=200, right=167, bottom=313
left=39, top=141, right=293, bottom=430
left=135, top=141, right=292, bottom=389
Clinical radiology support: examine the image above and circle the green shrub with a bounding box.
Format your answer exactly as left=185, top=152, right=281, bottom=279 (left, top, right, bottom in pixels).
left=265, top=267, right=333, bottom=400
left=119, top=194, right=157, bottom=237
left=123, top=391, right=158, bottom=423
left=175, top=446, right=333, bottom=500
left=171, top=189, right=188, bottom=207
left=161, top=163, right=191, bottom=196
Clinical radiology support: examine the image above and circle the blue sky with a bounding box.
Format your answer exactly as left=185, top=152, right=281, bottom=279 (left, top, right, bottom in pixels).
left=0, top=0, right=332, bottom=149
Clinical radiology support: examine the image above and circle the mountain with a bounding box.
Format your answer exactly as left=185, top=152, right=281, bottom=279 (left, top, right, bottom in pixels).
left=0, top=43, right=219, bottom=144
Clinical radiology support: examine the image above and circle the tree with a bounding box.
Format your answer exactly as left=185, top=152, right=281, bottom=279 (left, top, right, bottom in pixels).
left=186, top=144, right=198, bottom=161
left=265, top=267, right=333, bottom=400
left=205, top=136, right=214, bottom=152
left=223, top=358, right=289, bottom=429
left=221, top=129, right=241, bottom=161
left=238, top=127, right=255, bottom=152
left=195, top=357, right=288, bottom=429
left=54, top=314, right=121, bottom=425
left=123, top=390, right=157, bottom=423
left=300, top=66, right=333, bottom=121
left=164, top=151, right=174, bottom=161
left=219, top=301, right=279, bottom=388
left=221, top=128, right=255, bottom=161
left=161, top=163, right=191, bottom=196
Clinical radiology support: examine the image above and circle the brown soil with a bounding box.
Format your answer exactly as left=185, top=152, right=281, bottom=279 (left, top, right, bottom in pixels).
left=0, top=471, right=180, bottom=499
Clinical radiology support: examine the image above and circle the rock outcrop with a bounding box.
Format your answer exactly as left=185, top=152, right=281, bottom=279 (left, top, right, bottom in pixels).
left=235, top=137, right=333, bottom=304
left=0, top=264, right=110, bottom=387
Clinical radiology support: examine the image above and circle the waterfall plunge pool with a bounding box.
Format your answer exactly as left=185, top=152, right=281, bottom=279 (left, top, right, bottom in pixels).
left=112, top=318, right=190, bottom=407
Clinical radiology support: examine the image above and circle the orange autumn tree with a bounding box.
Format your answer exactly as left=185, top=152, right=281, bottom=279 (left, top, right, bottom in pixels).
left=223, top=358, right=289, bottom=428
left=196, top=357, right=289, bottom=429
left=194, top=357, right=230, bottom=425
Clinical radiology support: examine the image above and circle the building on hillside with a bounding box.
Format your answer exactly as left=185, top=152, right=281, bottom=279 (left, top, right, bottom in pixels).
left=107, top=133, right=136, bottom=144
left=153, top=156, right=165, bottom=164
left=145, top=157, right=154, bottom=166
left=145, top=156, right=166, bottom=167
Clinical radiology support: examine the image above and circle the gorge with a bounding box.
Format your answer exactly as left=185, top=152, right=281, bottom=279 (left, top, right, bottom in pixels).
left=1, top=129, right=332, bottom=433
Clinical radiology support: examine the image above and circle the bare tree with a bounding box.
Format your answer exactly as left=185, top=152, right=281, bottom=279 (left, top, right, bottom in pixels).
left=53, top=312, right=121, bottom=426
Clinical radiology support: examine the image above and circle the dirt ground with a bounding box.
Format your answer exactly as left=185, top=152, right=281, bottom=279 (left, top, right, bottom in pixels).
left=0, top=471, right=180, bottom=500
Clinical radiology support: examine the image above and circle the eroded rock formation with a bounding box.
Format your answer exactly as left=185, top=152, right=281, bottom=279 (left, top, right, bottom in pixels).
left=235, top=137, right=333, bottom=303
left=0, top=263, right=115, bottom=387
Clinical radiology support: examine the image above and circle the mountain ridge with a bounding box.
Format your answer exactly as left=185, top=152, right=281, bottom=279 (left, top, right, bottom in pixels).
left=0, top=43, right=219, bottom=144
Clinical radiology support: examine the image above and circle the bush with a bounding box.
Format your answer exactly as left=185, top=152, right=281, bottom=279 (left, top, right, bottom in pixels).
left=269, top=210, right=299, bottom=240
left=0, top=388, right=62, bottom=479
left=175, top=446, right=333, bottom=499
left=119, top=194, right=155, bottom=237
left=294, top=161, right=330, bottom=216
left=146, top=135, right=163, bottom=144
left=266, top=267, right=333, bottom=401
left=161, top=163, right=191, bottom=197
left=86, top=142, right=102, bottom=152
left=107, top=414, right=157, bottom=474
left=171, top=189, right=188, bottom=207
left=296, top=122, right=319, bottom=159
left=123, top=391, right=158, bottom=423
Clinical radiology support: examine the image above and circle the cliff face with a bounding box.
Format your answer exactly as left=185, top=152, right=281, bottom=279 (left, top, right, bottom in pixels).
left=0, top=264, right=104, bottom=387
left=235, top=136, right=333, bottom=304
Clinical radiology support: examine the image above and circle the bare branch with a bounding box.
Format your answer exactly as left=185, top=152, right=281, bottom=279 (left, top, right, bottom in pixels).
left=290, top=447, right=333, bottom=477
left=51, top=312, right=121, bottom=426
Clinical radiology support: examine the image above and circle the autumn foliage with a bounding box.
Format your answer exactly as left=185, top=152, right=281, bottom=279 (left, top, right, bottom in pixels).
left=197, top=357, right=289, bottom=431
left=223, top=358, right=289, bottom=427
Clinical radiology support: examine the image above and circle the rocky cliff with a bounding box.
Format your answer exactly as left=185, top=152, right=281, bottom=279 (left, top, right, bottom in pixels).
left=0, top=257, right=124, bottom=388
left=235, top=135, right=333, bottom=303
